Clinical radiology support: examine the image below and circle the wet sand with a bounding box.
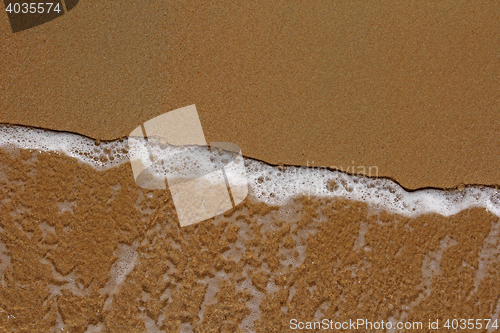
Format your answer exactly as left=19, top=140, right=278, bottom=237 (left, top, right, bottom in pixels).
left=1, top=1, right=499, bottom=189
left=0, top=147, right=500, bottom=332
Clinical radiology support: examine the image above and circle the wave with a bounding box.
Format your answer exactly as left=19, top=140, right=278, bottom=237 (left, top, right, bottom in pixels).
left=1, top=124, right=500, bottom=218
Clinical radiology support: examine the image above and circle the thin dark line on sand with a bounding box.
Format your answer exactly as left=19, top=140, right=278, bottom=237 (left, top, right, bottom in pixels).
left=0, top=122, right=499, bottom=193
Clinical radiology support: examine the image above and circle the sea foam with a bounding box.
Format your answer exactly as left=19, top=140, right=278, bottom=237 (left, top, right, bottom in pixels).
left=1, top=124, right=499, bottom=218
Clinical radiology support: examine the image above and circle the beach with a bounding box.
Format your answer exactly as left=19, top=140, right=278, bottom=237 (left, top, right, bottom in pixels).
left=1, top=1, right=500, bottom=332
left=1, top=141, right=500, bottom=332
left=1, top=1, right=499, bottom=189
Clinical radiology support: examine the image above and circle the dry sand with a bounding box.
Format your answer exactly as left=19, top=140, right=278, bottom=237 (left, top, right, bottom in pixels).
left=1, top=0, right=499, bottom=189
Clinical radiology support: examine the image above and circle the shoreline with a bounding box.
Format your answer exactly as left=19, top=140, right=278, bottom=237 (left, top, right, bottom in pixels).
left=1, top=124, right=500, bottom=220
left=1, top=123, right=500, bottom=193
left=2, top=1, right=499, bottom=190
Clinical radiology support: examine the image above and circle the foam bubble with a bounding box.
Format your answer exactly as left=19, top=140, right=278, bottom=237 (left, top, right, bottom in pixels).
left=246, top=161, right=500, bottom=217
left=0, top=125, right=129, bottom=170
left=1, top=124, right=500, bottom=218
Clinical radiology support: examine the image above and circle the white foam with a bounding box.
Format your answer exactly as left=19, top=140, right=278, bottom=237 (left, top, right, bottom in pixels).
left=392, top=235, right=458, bottom=327
left=0, top=238, right=12, bottom=288
left=57, top=200, right=77, bottom=214
left=84, top=323, right=106, bottom=333
left=353, top=221, right=369, bottom=251
left=140, top=312, right=164, bottom=333
left=470, top=220, right=500, bottom=298
left=0, top=125, right=129, bottom=170
left=247, top=161, right=500, bottom=218
left=1, top=125, right=500, bottom=218
left=100, top=241, right=139, bottom=311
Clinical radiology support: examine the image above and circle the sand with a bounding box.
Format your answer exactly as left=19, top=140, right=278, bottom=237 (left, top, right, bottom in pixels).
left=1, top=1, right=500, bottom=332
left=1, top=0, right=499, bottom=189
left=1, top=147, right=499, bottom=332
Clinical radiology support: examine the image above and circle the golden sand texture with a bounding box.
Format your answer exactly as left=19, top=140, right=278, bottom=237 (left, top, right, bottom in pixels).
left=0, top=148, right=499, bottom=332
left=1, top=1, right=499, bottom=189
